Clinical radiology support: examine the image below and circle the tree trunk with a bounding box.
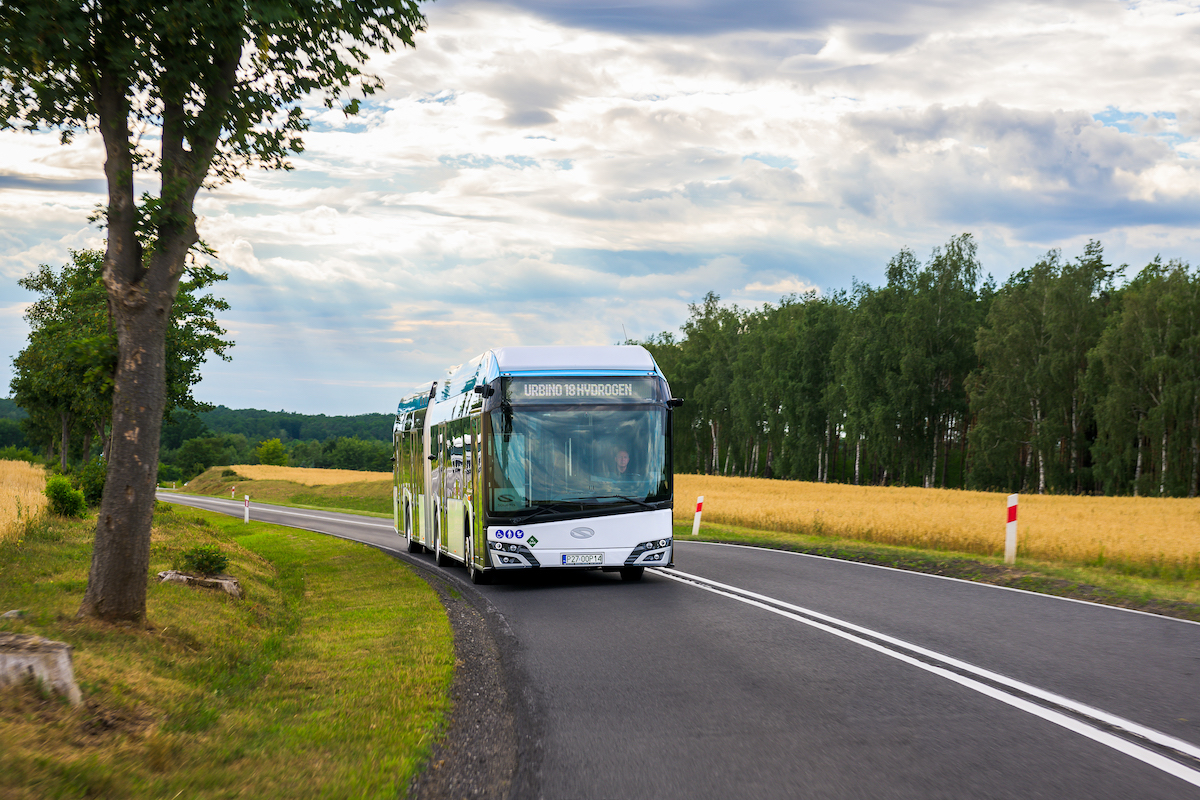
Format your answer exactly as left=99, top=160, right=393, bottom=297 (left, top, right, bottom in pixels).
left=1134, top=431, right=1144, bottom=497
left=1032, top=399, right=1046, bottom=495
left=59, top=411, right=72, bottom=472
left=709, top=420, right=719, bottom=475
left=959, top=424, right=968, bottom=489
left=940, top=414, right=952, bottom=489
left=927, top=415, right=939, bottom=489
left=854, top=435, right=861, bottom=485
left=79, top=67, right=195, bottom=623
left=1070, top=394, right=1079, bottom=493
left=94, top=418, right=111, bottom=461
left=830, top=422, right=838, bottom=483
left=1190, top=404, right=1199, bottom=499
left=1160, top=428, right=1168, bottom=496
left=78, top=284, right=173, bottom=622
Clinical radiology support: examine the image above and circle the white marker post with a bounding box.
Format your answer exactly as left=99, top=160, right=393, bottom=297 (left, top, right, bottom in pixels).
left=231, top=485, right=235, bottom=499
left=1005, top=493, right=1018, bottom=564
left=692, top=496, right=704, bottom=536
left=244, top=495, right=250, bottom=524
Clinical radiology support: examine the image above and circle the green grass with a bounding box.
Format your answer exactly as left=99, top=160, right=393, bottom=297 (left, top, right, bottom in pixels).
left=678, top=522, right=1200, bottom=620
left=286, top=493, right=393, bottom=516
left=0, top=504, right=453, bottom=799
left=172, top=471, right=394, bottom=518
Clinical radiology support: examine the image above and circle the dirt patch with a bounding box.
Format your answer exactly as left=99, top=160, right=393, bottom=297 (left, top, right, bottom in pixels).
left=76, top=700, right=154, bottom=741
left=0, top=680, right=154, bottom=746
left=743, top=540, right=1200, bottom=623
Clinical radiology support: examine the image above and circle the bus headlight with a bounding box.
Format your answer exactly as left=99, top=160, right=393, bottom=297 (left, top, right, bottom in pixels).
left=624, top=537, right=672, bottom=565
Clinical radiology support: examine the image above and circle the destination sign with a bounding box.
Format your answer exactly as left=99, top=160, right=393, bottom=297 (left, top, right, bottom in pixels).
left=508, top=377, right=658, bottom=403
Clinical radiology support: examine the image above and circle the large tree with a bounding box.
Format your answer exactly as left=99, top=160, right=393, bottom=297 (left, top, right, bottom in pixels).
left=11, top=248, right=233, bottom=469
left=1, top=0, right=427, bottom=622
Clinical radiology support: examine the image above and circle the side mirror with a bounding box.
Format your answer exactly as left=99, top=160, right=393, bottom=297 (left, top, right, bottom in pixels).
left=473, top=384, right=495, bottom=397
left=667, top=398, right=684, bottom=408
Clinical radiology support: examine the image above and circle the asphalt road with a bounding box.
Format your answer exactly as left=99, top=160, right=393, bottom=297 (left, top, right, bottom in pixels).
left=158, top=491, right=1200, bottom=799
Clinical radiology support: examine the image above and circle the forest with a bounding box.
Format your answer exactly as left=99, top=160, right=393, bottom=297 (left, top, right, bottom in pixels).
left=8, top=235, right=1197, bottom=496
left=1, top=400, right=393, bottom=481
left=642, top=235, right=1200, bottom=497
left=156, top=407, right=393, bottom=481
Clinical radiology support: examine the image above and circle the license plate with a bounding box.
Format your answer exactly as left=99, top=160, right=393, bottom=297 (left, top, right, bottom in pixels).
left=562, top=553, right=603, bottom=565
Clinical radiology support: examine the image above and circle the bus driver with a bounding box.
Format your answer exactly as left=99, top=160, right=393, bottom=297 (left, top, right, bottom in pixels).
left=615, top=449, right=630, bottom=476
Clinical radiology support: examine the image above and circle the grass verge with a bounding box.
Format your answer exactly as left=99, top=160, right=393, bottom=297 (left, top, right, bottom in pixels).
left=0, top=504, right=452, bottom=799
left=677, top=522, right=1200, bottom=622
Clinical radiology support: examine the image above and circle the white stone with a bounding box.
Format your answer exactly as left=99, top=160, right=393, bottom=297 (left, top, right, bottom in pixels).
left=157, top=570, right=242, bottom=599
left=0, top=632, right=83, bottom=706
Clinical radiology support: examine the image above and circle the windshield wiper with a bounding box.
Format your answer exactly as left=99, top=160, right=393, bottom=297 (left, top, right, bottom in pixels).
left=571, top=494, right=657, bottom=509
left=508, top=502, right=581, bottom=524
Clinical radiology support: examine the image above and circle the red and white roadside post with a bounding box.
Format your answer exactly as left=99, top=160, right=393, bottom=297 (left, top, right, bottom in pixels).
left=231, top=485, right=235, bottom=499
left=244, top=495, right=250, bottom=524
left=692, top=496, right=704, bottom=536
left=1005, top=493, right=1018, bottom=564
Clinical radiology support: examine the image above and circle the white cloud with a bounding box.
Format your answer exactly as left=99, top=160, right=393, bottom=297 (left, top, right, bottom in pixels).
left=3, top=0, right=1199, bottom=413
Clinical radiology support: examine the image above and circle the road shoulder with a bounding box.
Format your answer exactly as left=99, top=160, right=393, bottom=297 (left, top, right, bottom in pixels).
left=404, top=566, right=543, bottom=800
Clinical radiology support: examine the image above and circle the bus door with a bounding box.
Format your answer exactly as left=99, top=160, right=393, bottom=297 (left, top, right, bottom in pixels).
left=445, top=425, right=467, bottom=559
left=420, top=406, right=434, bottom=547
left=433, top=423, right=449, bottom=553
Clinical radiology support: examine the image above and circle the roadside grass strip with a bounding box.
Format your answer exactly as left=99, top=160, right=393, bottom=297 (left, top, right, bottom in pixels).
left=653, top=566, right=1200, bottom=791
left=0, top=505, right=452, bottom=799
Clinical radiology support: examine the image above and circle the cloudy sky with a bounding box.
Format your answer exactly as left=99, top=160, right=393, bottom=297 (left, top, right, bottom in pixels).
left=2, top=0, right=1198, bottom=415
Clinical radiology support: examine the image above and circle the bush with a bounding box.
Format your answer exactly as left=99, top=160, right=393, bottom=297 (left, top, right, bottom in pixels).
left=0, top=445, right=38, bottom=463
left=158, top=462, right=182, bottom=483
left=45, top=475, right=86, bottom=517
left=179, top=544, right=228, bottom=576
left=77, top=458, right=106, bottom=506
left=255, top=438, right=288, bottom=466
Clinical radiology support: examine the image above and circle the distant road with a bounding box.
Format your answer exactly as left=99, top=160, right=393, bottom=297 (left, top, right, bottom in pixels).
left=158, top=491, right=1200, bottom=799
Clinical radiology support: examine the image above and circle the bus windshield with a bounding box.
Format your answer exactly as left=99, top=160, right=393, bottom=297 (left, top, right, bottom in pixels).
left=486, top=404, right=671, bottom=518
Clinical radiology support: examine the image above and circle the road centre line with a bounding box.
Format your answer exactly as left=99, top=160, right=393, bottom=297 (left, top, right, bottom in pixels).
left=651, top=566, right=1200, bottom=790
left=155, top=492, right=394, bottom=529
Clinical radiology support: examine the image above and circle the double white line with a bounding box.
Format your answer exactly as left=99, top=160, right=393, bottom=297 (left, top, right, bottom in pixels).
left=652, top=566, right=1200, bottom=790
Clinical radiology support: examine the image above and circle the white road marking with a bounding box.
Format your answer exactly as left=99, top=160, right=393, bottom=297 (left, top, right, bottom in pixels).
left=652, top=566, right=1200, bottom=790
left=155, top=492, right=394, bottom=529
left=684, top=539, right=1200, bottom=627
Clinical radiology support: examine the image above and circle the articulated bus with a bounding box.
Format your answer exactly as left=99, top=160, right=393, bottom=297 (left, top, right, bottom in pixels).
left=393, top=345, right=681, bottom=583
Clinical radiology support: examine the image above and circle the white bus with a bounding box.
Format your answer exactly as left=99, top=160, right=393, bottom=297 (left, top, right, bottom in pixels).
left=393, top=345, right=681, bottom=583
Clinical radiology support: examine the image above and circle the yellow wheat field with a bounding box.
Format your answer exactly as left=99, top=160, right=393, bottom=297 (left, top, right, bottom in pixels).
left=0, top=460, right=47, bottom=543
left=226, top=464, right=392, bottom=486
left=674, top=474, right=1200, bottom=572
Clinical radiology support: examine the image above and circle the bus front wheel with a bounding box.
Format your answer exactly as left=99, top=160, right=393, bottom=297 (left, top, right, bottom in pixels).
left=620, top=567, right=644, bottom=582
left=434, top=518, right=452, bottom=567
left=467, top=526, right=490, bottom=585
left=405, top=506, right=423, bottom=553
